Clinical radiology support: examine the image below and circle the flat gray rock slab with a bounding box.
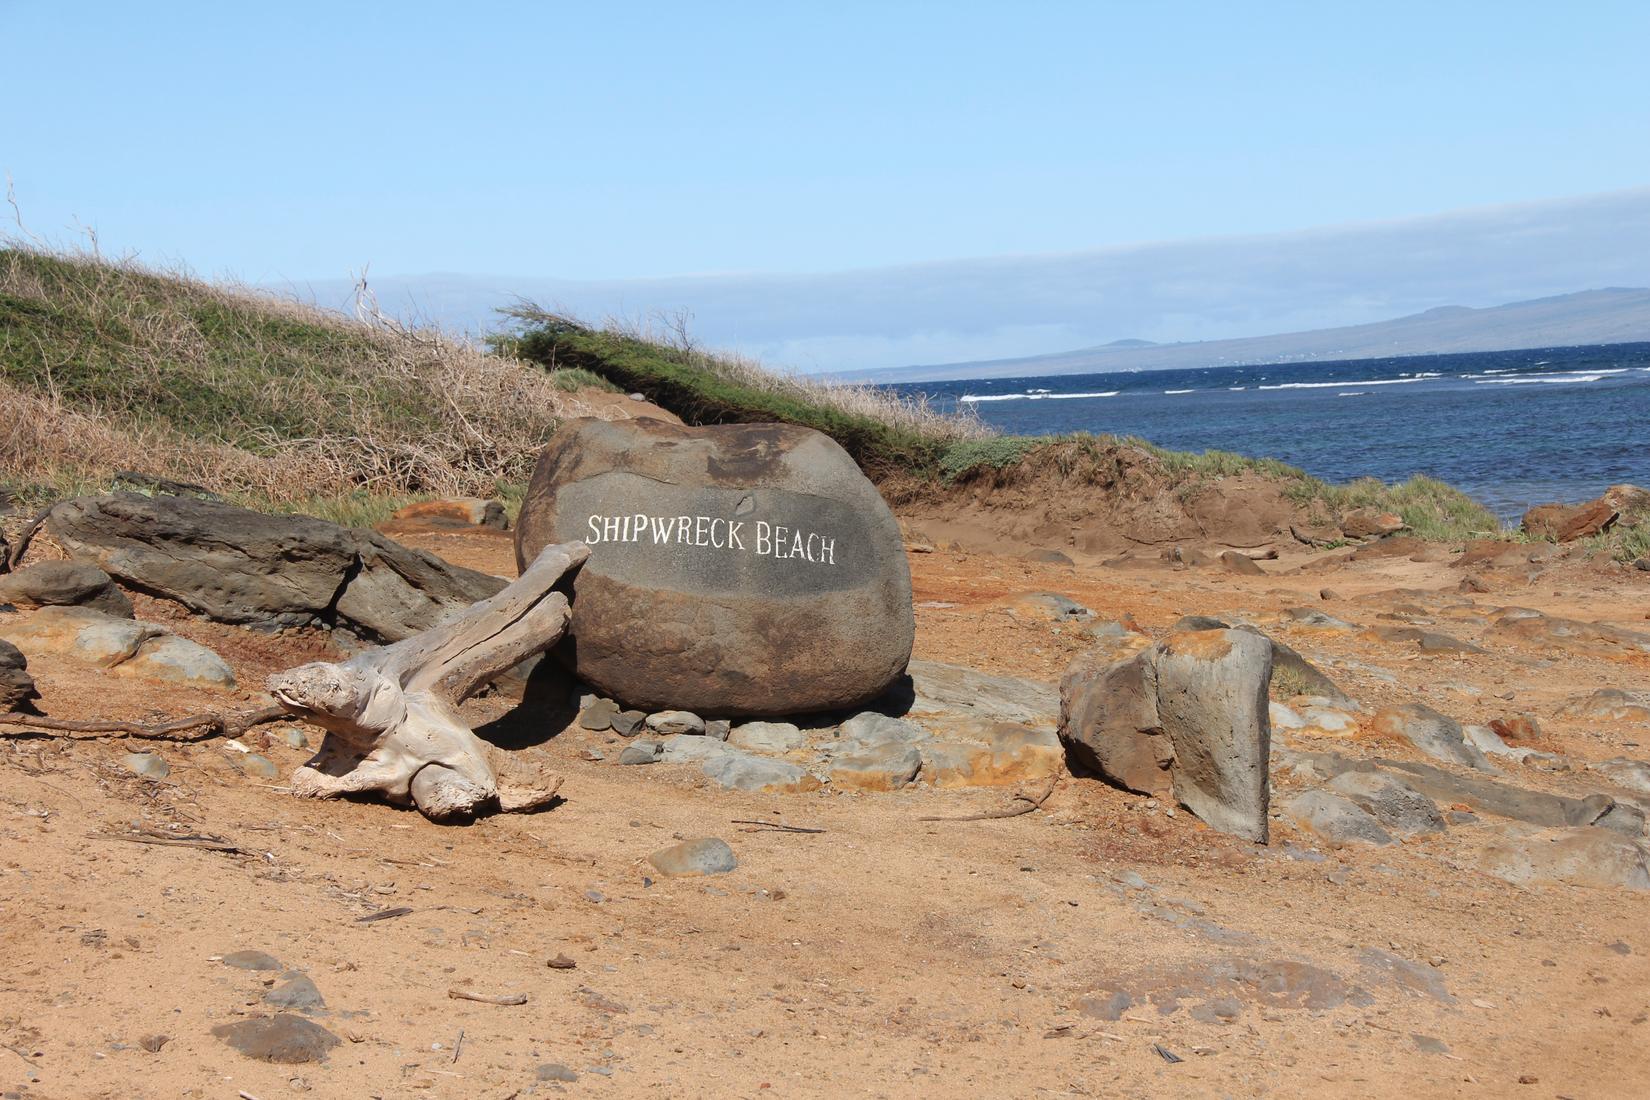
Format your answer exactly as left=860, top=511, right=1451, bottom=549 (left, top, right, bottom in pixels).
left=649, top=837, right=738, bottom=876
left=659, top=734, right=728, bottom=764
left=211, top=1013, right=339, bottom=1063
left=1284, top=790, right=1395, bottom=848
left=701, top=752, right=818, bottom=793
left=1474, top=825, right=1650, bottom=890
left=905, top=660, right=1059, bottom=731
left=728, top=721, right=807, bottom=753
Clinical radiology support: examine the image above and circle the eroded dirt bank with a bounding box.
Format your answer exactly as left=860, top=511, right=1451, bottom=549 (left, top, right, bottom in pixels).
left=2, top=525, right=1648, bottom=1099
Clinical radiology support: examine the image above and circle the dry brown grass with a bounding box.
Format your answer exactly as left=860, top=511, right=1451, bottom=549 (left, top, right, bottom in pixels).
left=0, top=245, right=614, bottom=514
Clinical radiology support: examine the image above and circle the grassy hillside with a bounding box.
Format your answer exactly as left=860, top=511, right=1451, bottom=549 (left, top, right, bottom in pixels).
left=501, top=309, right=1511, bottom=543
left=0, top=246, right=590, bottom=522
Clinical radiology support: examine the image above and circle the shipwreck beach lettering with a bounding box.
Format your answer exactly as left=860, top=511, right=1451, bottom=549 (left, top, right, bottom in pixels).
left=583, top=512, right=839, bottom=565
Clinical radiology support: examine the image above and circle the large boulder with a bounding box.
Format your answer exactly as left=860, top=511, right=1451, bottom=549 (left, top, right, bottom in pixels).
left=1061, top=627, right=1272, bottom=841
left=45, top=494, right=505, bottom=642
left=514, top=418, right=914, bottom=716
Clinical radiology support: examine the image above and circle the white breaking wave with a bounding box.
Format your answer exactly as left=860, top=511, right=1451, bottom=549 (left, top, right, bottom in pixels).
left=1473, top=373, right=1609, bottom=385
left=959, top=390, right=1120, bottom=403
left=1258, top=376, right=1432, bottom=390
left=1163, top=389, right=1195, bottom=394
left=1338, top=391, right=1367, bottom=397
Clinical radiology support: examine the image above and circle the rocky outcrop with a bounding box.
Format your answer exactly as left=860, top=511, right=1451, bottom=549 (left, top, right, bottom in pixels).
left=0, top=638, right=39, bottom=712
left=1473, top=827, right=1650, bottom=890
left=0, top=561, right=133, bottom=617
left=1340, top=509, right=1406, bottom=539
left=1490, top=608, right=1650, bottom=658
left=1369, top=703, right=1494, bottom=770
left=514, top=418, right=914, bottom=716
left=1521, top=497, right=1618, bottom=541
left=45, top=494, right=506, bottom=643
left=0, top=606, right=235, bottom=689
left=1061, top=627, right=1272, bottom=842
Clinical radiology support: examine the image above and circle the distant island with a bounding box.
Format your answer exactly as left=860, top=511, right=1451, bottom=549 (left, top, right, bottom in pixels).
left=839, top=287, right=1650, bottom=383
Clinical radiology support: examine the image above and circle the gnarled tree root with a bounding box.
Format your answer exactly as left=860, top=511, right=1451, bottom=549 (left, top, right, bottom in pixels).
left=268, top=541, right=588, bottom=821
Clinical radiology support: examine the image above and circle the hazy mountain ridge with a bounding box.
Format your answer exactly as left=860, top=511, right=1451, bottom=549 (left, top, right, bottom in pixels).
left=847, top=288, right=1650, bottom=382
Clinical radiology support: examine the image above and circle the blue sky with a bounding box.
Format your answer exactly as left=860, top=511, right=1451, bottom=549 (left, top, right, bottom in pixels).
left=6, top=1, right=1650, bottom=368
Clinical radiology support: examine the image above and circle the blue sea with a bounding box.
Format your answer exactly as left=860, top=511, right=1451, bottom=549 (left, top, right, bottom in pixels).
left=889, top=343, right=1650, bottom=521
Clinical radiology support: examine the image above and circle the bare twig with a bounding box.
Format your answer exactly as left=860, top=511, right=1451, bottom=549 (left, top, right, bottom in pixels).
left=916, top=777, right=1060, bottom=822
left=731, top=819, right=826, bottom=834
left=0, top=705, right=286, bottom=742
left=90, top=830, right=246, bottom=854
left=451, top=1028, right=464, bottom=1064
left=447, top=988, right=528, bottom=1006
left=355, top=906, right=413, bottom=924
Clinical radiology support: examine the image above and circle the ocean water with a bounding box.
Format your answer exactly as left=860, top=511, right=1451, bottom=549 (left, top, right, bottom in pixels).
left=889, top=343, right=1650, bottom=521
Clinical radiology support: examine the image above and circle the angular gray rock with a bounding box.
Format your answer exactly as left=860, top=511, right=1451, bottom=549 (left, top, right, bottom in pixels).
left=1326, top=771, right=1445, bottom=837
left=46, top=494, right=505, bottom=642
left=827, top=743, right=923, bottom=791
left=514, top=418, right=913, bottom=716
left=617, top=739, right=663, bottom=765
left=0, top=637, right=39, bottom=712
left=1370, top=703, right=1494, bottom=771
left=0, top=561, right=133, bottom=617
left=1061, top=628, right=1272, bottom=842
left=1284, top=790, right=1395, bottom=847
left=648, top=837, right=738, bottom=876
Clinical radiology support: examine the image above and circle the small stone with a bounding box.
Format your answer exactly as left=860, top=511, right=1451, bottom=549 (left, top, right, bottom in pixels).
left=828, top=743, right=922, bottom=791
left=121, top=752, right=170, bottom=780
left=645, top=710, right=704, bottom=737
left=1607, top=941, right=1631, bottom=956
left=139, top=1034, right=169, bottom=1053
left=222, top=950, right=282, bottom=971
left=265, top=973, right=326, bottom=1013
left=1284, top=790, right=1395, bottom=848
left=1411, top=1033, right=1449, bottom=1055
left=659, top=734, right=728, bottom=763
left=211, top=1014, right=339, bottom=1064
left=648, top=837, right=738, bottom=877
left=704, top=719, right=731, bottom=741
left=537, top=1063, right=579, bottom=1082
left=237, top=754, right=280, bottom=780
left=610, top=710, right=646, bottom=736
left=579, top=697, right=619, bottom=731
left=547, top=953, right=578, bottom=969
left=617, top=740, right=662, bottom=765
left=579, top=748, right=605, bottom=762
left=1114, top=870, right=1149, bottom=890
left=269, top=727, right=308, bottom=750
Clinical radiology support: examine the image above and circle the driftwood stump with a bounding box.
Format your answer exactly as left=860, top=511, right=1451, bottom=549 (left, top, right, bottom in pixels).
left=267, top=542, right=589, bottom=821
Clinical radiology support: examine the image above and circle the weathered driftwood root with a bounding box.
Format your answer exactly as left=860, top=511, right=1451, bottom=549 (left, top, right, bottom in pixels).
left=267, top=541, right=588, bottom=822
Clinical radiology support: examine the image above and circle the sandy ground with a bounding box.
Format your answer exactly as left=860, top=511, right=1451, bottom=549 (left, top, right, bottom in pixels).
left=3, top=526, right=1649, bottom=1099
